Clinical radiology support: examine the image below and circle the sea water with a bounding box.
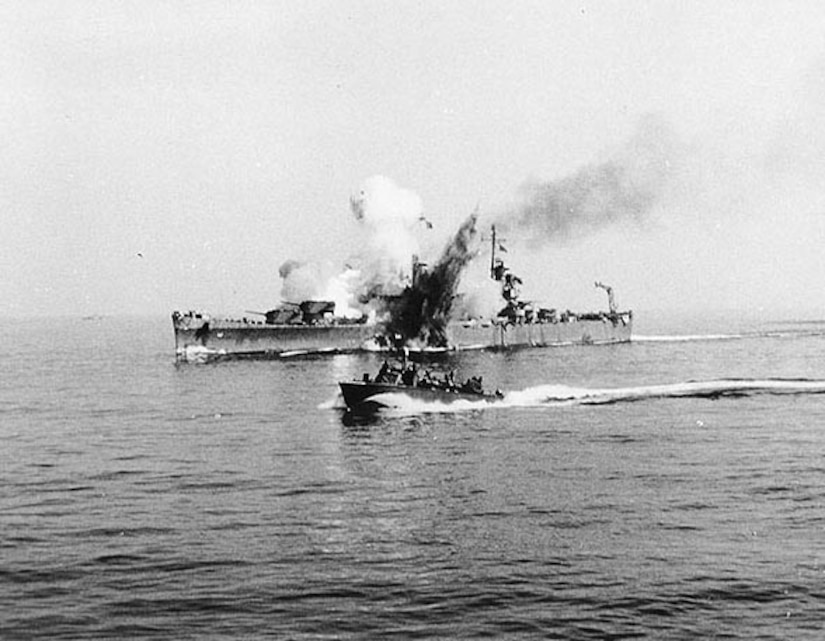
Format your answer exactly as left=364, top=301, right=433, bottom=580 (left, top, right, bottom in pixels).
left=2, top=311, right=825, bottom=639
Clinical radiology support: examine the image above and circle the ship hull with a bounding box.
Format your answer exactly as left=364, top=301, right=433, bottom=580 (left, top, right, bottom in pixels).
left=448, top=315, right=633, bottom=349
left=172, top=311, right=632, bottom=362
left=172, top=313, right=378, bottom=362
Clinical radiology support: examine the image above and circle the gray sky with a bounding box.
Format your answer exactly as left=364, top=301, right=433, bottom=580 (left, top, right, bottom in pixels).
left=3, top=1, right=825, bottom=317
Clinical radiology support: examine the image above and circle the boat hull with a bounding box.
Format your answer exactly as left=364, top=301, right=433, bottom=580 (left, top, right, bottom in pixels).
left=172, top=311, right=632, bottom=362
left=339, top=381, right=499, bottom=411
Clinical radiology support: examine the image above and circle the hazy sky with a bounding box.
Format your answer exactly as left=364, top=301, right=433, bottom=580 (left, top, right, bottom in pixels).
left=3, top=1, right=825, bottom=317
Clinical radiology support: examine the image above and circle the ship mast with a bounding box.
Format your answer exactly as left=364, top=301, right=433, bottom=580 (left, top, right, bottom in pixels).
left=489, top=225, right=497, bottom=279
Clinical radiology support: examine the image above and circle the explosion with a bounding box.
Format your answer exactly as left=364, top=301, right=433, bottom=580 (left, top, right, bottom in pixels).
left=276, top=117, right=676, bottom=349
left=278, top=175, right=430, bottom=322
left=277, top=176, right=481, bottom=347
left=383, top=212, right=480, bottom=347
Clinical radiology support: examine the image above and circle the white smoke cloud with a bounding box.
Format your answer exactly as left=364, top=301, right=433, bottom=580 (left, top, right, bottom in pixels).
left=276, top=259, right=366, bottom=318
left=453, top=255, right=503, bottom=319
left=279, top=175, right=428, bottom=319
left=349, top=174, right=424, bottom=279
left=278, top=260, right=325, bottom=303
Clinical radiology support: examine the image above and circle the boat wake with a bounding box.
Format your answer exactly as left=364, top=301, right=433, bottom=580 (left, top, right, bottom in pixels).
left=634, top=328, right=825, bottom=343
left=505, top=378, right=825, bottom=407
left=633, top=333, right=745, bottom=343
left=328, top=378, right=825, bottom=415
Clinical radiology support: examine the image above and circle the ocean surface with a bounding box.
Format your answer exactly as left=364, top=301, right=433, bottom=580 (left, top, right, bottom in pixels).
left=3, top=310, right=825, bottom=639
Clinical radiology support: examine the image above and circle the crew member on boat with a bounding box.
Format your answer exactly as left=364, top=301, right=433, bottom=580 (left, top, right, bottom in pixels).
left=376, top=360, right=391, bottom=383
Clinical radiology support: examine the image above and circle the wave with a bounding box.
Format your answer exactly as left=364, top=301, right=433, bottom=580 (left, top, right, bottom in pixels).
left=331, top=378, right=825, bottom=415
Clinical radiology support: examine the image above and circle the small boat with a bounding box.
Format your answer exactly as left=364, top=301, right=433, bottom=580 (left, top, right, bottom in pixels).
left=339, top=360, right=504, bottom=412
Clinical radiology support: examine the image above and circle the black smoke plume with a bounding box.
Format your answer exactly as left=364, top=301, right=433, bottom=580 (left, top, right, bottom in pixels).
left=499, top=115, right=676, bottom=245
left=383, top=212, right=479, bottom=347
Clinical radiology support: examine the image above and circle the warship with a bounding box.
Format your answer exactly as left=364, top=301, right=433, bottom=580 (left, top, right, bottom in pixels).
left=172, top=226, right=632, bottom=362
